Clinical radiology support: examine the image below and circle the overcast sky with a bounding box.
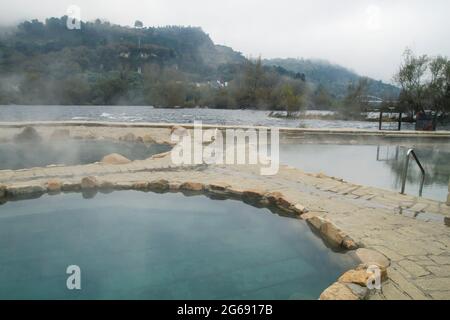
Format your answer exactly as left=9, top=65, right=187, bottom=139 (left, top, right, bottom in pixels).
left=1, top=0, right=449, bottom=82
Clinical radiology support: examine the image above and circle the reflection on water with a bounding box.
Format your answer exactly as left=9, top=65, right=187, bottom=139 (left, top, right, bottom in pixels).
left=0, top=191, right=354, bottom=300
left=280, top=144, right=450, bottom=202
left=0, top=140, right=171, bottom=170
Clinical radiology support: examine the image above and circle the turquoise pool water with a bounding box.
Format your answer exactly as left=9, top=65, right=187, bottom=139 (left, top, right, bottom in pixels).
left=0, top=140, right=171, bottom=170
left=0, top=191, right=354, bottom=300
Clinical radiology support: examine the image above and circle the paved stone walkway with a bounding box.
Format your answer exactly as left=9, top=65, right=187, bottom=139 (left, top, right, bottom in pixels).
left=1, top=154, right=449, bottom=299
left=1, top=122, right=449, bottom=299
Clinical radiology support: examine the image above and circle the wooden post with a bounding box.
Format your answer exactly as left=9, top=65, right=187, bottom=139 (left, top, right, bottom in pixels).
left=398, top=112, right=402, bottom=131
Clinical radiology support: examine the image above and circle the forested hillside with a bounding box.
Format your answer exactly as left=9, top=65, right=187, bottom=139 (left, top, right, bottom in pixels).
left=263, top=58, right=400, bottom=99
left=0, top=16, right=311, bottom=108
left=0, top=16, right=398, bottom=110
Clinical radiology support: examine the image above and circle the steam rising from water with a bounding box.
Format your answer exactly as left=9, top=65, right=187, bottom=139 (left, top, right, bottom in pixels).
left=0, top=139, right=171, bottom=170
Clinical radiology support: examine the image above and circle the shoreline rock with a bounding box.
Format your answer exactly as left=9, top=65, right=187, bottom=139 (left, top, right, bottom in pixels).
left=319, top=282, right=359, bottom=300
left=46, top=179, right=62, bottom=193
left=101, top=153, right=131, bottom=165
left=81, top=176, right=98, bottom=189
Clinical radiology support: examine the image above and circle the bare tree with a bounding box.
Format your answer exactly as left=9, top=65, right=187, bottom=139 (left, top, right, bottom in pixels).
left=394, top=48, right=429, bottom=113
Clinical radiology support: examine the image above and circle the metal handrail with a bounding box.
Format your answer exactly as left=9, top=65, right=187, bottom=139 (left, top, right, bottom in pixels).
left=401, top=149, right=426, bottom=196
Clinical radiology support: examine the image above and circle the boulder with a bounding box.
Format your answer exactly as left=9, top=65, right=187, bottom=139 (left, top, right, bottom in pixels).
left=356, top=263, right=388, bottom=281
left=6, top=184, right=45, bottom=197
left=169, top=182, right=181, bottom=191
left=355, top=248, right=390, bottom=269
left=14, top=127, right=42, bottom=143
left=319, top=282, right=359, bottom=300
left=320, top=221, right=346, bottom=247
left=338, top=269, right=371, bottom=286
left=81, top=176, right=98, bottom=189
left=266, top=192, right=292, bottom=209
left=180, top=182, right=204, bottom=191
left=306, top=215, right=326, bottom=231
left=132, top=181, right=149, bottom=190
left=46, top=179, right=62, bottom=193
left=306, top=216, right=357, bottom=249
left=242, top=189, right=266, bottom=201
left=148, top=179, right=169, bottom=191
left=293, top=203, right=307, bottom=215
left=101, top=153, right=131, bottom=165
left=342, top=236, right=358, bottom=250
left=345, top=283, right=369, bottom=300
left=208, top=182, right=230, bottom=192
left=61, top=181, right=81, bottom=191
left=266, top=191, right=283, bottom=203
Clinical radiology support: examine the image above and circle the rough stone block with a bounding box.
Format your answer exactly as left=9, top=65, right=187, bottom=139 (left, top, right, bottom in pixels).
left=319, top=282, right=359, bottom=300
left=180, top=182, right=204, bottom=191
left=81, top=176, right=98, bottom=189
left=101, top=153, right=131, bottom=165
left=46, top=179, right=62, bottom=193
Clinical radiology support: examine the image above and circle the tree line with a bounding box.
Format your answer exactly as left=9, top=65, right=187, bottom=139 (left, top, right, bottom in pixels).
left=0, top=17, right=448, bottom=118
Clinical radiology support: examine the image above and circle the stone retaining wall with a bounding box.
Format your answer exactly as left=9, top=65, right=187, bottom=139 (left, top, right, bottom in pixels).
left=2, top=122, right=450, bottom=149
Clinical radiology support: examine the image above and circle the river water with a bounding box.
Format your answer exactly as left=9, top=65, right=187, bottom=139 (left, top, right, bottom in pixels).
left=0, top=105, right=420, bottom=130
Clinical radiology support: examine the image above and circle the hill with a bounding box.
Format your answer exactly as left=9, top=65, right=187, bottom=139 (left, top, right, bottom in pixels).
left=262, top=58, right=400, bottom=99
left=0, top=17, right=245, bottom=78
left=0, top=16, right=397, bottom=110
left=0, top=17, right=310, bottom=108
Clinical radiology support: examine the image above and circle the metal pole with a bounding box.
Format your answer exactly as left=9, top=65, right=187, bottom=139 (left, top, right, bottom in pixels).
left=400, top=150, right=410, bottom=194
left=419, top=175, right=424, bottom=197
left=409, top=150, right=426, bottom=197
left=398, top=112, right=402, bottom=131
left=401, top=149, right=426, bottom=196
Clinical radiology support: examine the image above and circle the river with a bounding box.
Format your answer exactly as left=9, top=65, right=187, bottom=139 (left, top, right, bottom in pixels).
left=0, top=105, right=422, bottom=130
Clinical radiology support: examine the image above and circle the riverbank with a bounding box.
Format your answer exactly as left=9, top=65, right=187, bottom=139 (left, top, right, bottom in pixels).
left=0, top=105, right=439, bottom=130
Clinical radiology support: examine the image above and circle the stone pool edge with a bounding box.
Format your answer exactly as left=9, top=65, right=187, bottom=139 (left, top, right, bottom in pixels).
left=2, top=122, right=450, bottom=300
left=1, top=172, right=390, bottom=300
